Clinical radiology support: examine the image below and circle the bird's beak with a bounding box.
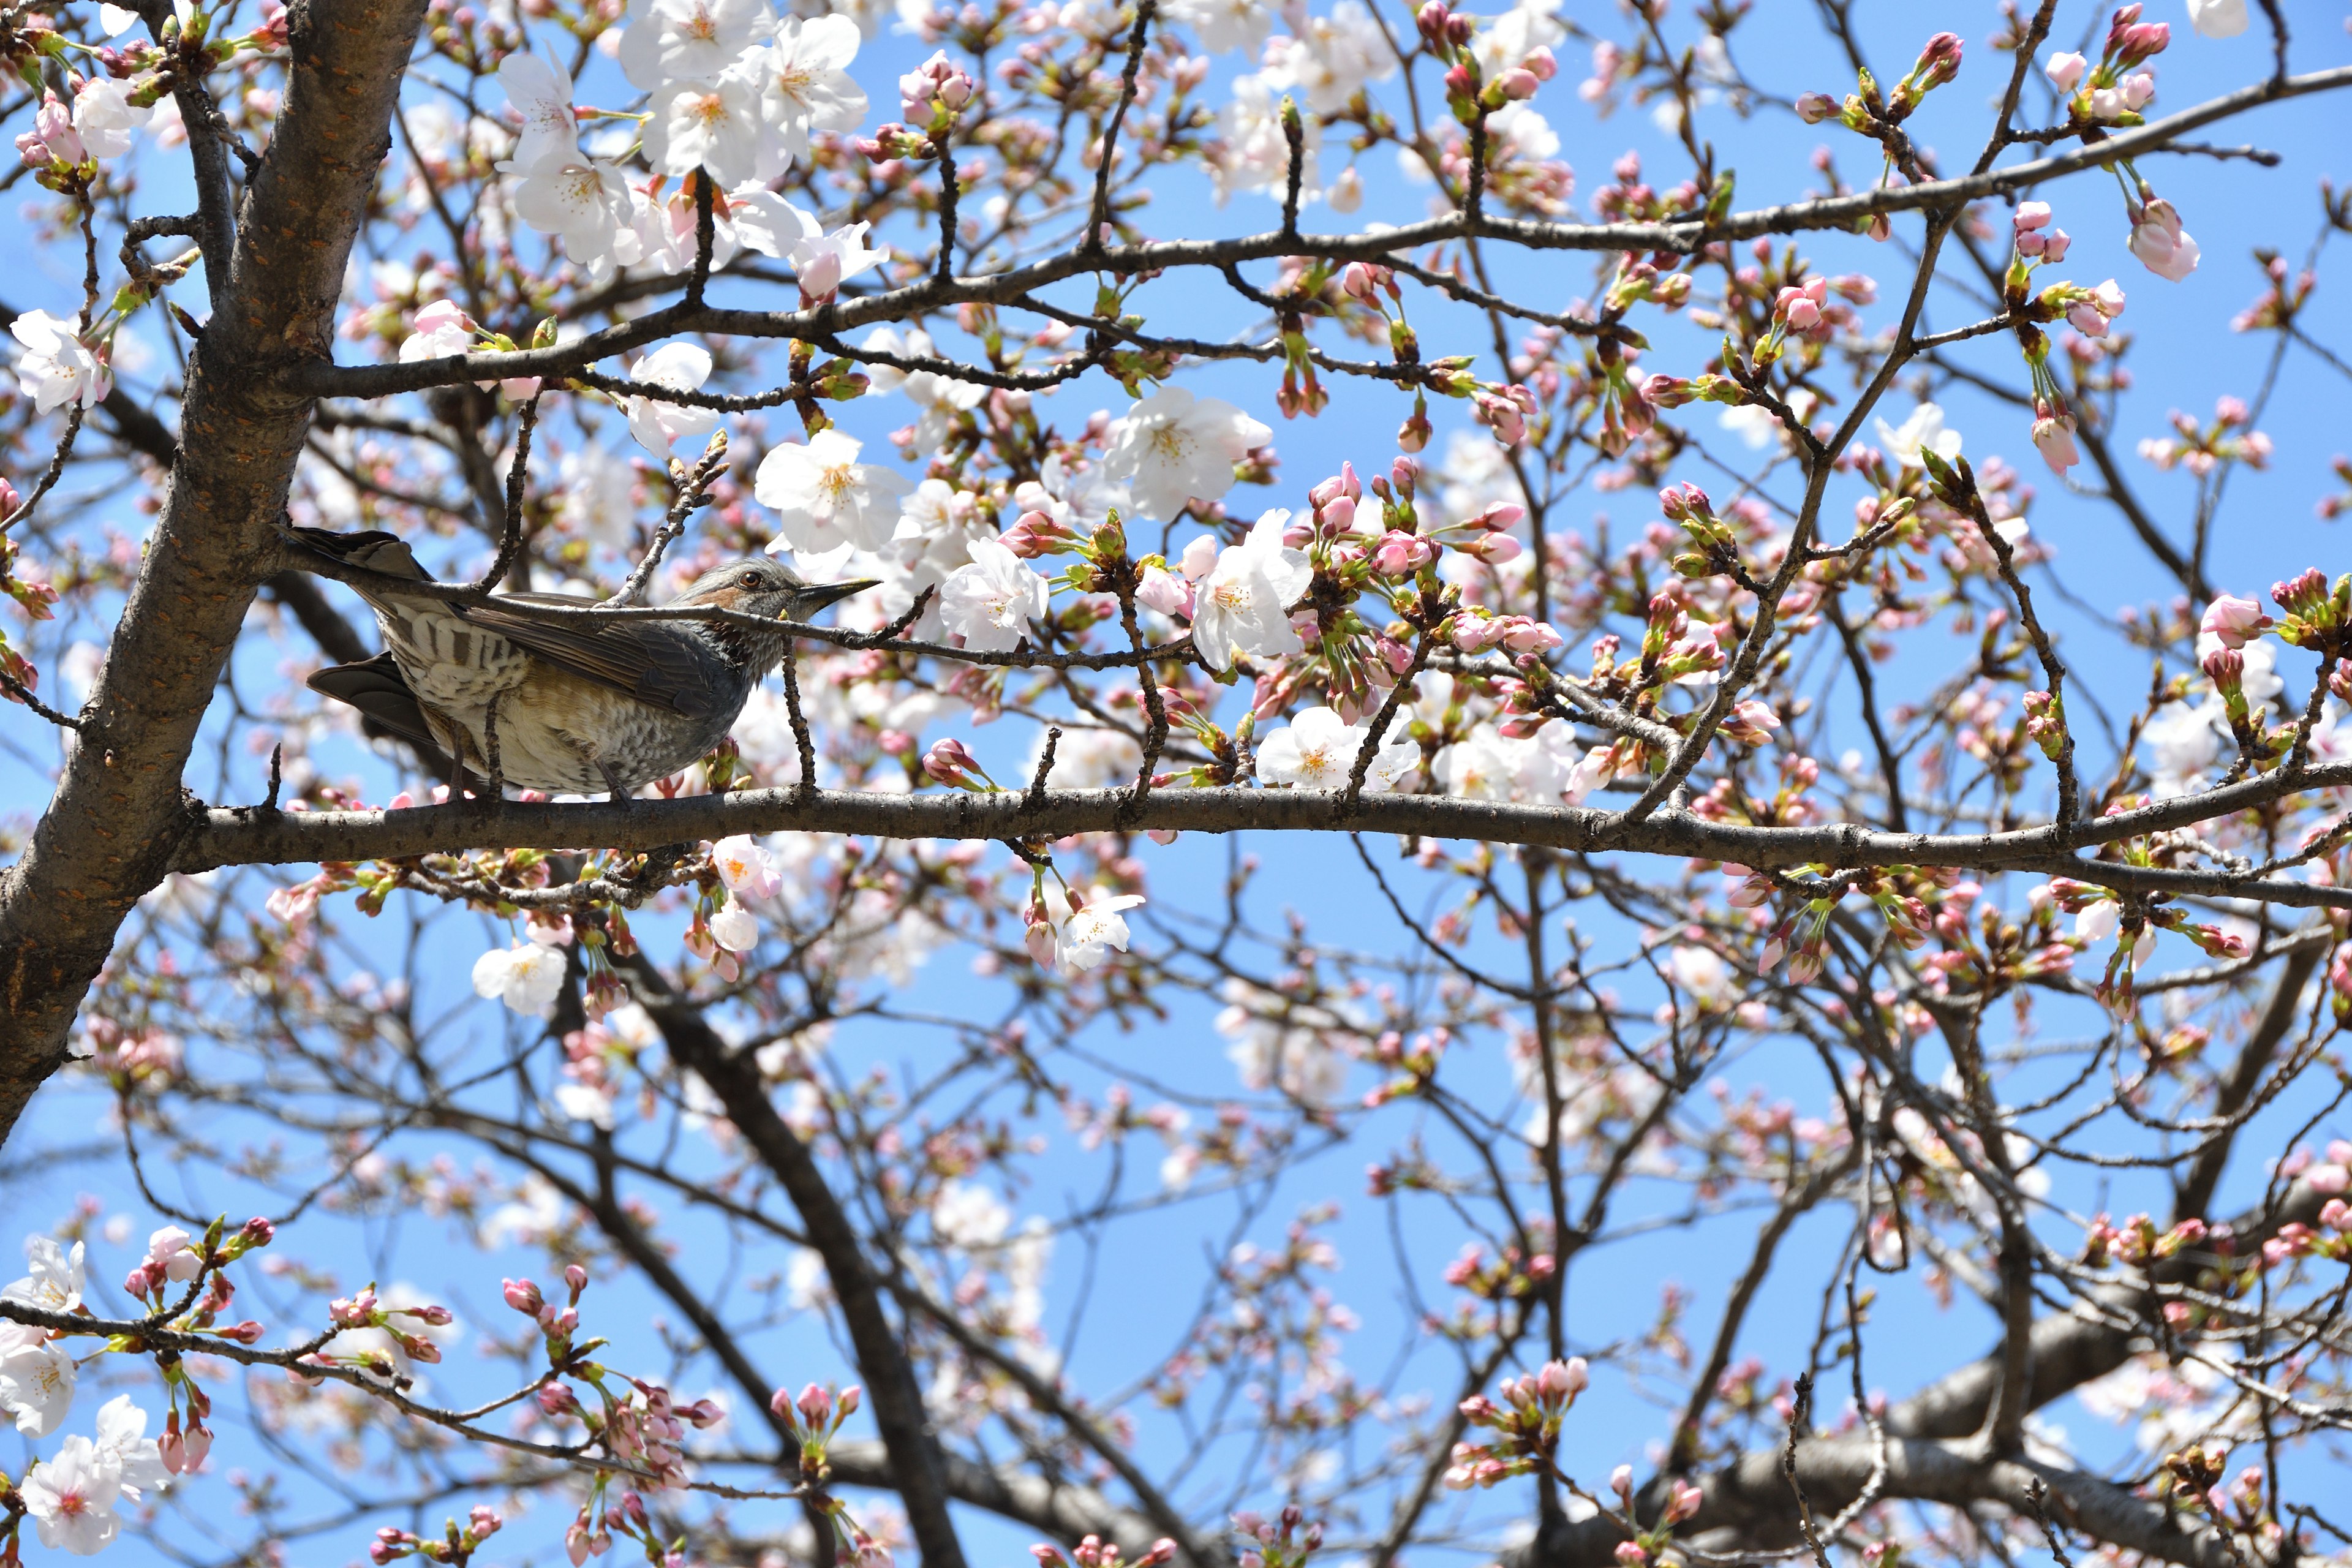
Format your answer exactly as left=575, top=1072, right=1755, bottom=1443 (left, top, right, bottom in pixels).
left=790, top=578, right=881, bottom=617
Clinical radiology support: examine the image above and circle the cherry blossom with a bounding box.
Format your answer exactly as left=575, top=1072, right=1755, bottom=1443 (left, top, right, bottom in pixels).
left=787, top=216, right=885, bottom=300
left=2187, top=0, right=2248, bottom=38
left=472, top=941, right=570, bottom=1019
left=0, top=1322, right=78, bottom=1435
left=644, top=67, right=769, bottom=184
left=1164, top=0, right=1273, bottom=55
left=1102, top=387, right=1272, bottom=521
left=1041, top=886, right=1145, bottom=972
left=748, top=16, right=869, bottom=164
left=755, top=429, right=911, bottom=554
left=1874, top=403, right=1962, bottom=470
left=70, top=77, right=149, bottom=161
left=21, top=1434, right=124, bottom=1555
left=11, top=311, right=110, bottom=414
left=2127, top=196, right=2201, bottom=281
left=940, top=538, right=1050, bottom=653
left=1256, top=707, right=1417, bottom=792
left=617, top=0, right=773, bottom=92
left=624, top=342, right=723, bottom=454
left=507, top=149, right=635, bottom=271
left=4, top=1236, right=86, bottom=1313
left=1189, top=510, right=1312, bottom=670
left=495, top=51, right=581, bottom=171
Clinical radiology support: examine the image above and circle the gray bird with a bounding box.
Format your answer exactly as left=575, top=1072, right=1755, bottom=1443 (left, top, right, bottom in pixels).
left=293, top=527, right=875, bottom=799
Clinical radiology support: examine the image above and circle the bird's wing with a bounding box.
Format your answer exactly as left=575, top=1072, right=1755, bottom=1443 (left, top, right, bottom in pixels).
left=456, top=593, right=729, bottom=720
left=307, top=652, right=453, bottom=764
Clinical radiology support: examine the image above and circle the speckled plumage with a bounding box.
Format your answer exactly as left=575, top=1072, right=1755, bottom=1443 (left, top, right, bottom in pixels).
left=295, top=529, right=874, bottom=797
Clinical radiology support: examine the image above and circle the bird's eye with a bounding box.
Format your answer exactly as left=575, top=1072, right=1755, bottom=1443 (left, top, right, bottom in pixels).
left=739, top=571, right=761, bottom=587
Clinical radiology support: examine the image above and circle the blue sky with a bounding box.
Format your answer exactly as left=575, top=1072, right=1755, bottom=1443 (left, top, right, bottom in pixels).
left=4, top=1, right=2352, bottom=1565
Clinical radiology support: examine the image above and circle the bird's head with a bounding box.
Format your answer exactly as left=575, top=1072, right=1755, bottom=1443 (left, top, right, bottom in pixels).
left=679, top=559, right=881, bottom=623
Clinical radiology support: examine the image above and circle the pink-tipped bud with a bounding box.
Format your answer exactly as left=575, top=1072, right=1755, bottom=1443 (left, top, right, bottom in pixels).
left=503, top=1278, right=544, bottom=1314
left=2201, top=593, right=2272, bottom=650
left=564, top=1263, right=590, bottom=1294
left=797, top=1383, right=834, bottom=1429
left=1794, top=91, right=1838, bottom=123
left=924, top=736, right=981, bottom=786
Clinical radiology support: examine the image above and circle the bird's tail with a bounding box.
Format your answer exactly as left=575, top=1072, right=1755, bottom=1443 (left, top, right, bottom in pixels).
left=307, top=651, right=451, bottom=767
left=285, top=525, right=433, bottom=583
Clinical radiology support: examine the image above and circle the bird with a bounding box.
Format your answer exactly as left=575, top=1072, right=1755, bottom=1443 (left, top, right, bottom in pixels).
left=290, top=526, right=876, bottom=800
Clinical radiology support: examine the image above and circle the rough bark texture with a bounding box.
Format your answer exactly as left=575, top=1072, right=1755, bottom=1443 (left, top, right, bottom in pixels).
left=0, top=0, right=429, bottom=1139
left=168, top=767, right=2352, bottom=913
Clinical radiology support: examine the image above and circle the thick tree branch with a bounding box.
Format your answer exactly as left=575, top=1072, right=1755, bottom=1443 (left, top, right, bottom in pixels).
left=627, top=963, right=973, bottom=1568
left=0, top=0, right=432, bottom=1144
left=175, top=766, right=2352, bottom=914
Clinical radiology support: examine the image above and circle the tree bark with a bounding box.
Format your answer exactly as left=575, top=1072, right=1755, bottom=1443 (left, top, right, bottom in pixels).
left=0, top=0, right=429, bottom=1140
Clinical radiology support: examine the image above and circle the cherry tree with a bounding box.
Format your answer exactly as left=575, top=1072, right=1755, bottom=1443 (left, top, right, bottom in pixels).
left=0, top=0, right=2348, bottom=1565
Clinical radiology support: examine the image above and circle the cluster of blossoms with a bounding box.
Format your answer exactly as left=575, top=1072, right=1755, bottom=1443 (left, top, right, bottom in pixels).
left=483, top=0, right=880, bottom=290
left=2041, top=4, right=2169, bottom=126
left=0, top=1219, right=285, bottom=1556
left=2139, top=396, right=2274, bottom=477
left=1443, top=1356, right=1586, bottom=1488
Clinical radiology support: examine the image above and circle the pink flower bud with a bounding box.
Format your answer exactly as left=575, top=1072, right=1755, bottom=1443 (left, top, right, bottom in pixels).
left=503, top=1278, right=544, bottom=1314
left=924, top=736, right=981, bottom=786
left=2044, top=50, right=2087, bottom=92
left=2201, top=594, right=2274, bottom=650
left=564, top=1263, right=589, bottom=1294
left=798, top=1382, right=834, bottom=1428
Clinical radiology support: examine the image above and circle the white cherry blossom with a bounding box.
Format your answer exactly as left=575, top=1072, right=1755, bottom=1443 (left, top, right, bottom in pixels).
left=91, top=1396, right=169, bottom=1503
left=624, top=342, right=723, bottom=454
left=4, top=1237, right=86, bottom=1313
left=1165, top=0, right=1273, bottom=54
left=71, top=77, right=150, bottom=160
left=1208, top=74, right=1319, bottom=203
left=1189, top=509, right=1311, bottom=670
left=11, top=311, right=110, bottom=414
left=2187, top=0, right=2248, bottom=37
left=644, top=65, right=769, bottom=184
left=1039, top=884, right=1145, bottom=972
left=398, top=299, right=475, bottom=364
left=939, top=538, right=1050, bottom=652
left=0, top=1324, right=78, bottom=1436
left=472, top=941, right=568, bottom=1018
left=725, top=184, right=818, bottom=258
left=506, top=149, right=633, bottom=271
left=555, top=443, right=641, bottom=549
left=710, top=897, right=760, bottom=952
left=1259, top=2, right=1393, bottom=115
left=2140, top=699, right=2225, bottom=797
left=617, top=0, right=773, bottom=91
left=1257, top=707, right=1416, bottom=791
left=21, top=1435, right=122, bottom=1555
left=1875, top=402, right=1963, bottom=470
left=1470, top=0, right=1566, bottom=75
left=495, top=51, right=581, bottom=170
left=755, top=428, right=910, bottom=554
left=1102, top=386, right=1271, bottom=521
left=860, top=325, right=987, bottom=447
left=788, top=217, right=885, bottom=298
left=748, top=15, right=869, bottom=168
